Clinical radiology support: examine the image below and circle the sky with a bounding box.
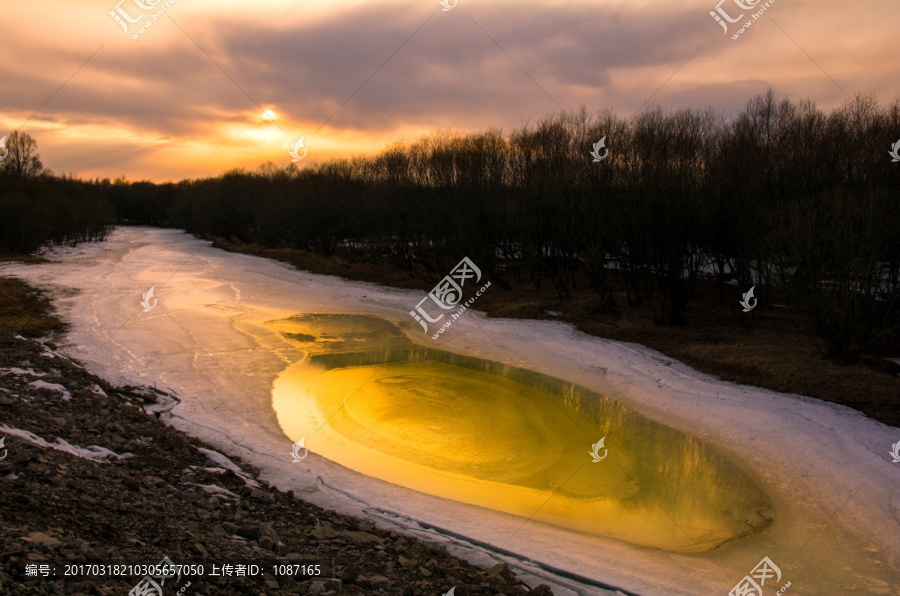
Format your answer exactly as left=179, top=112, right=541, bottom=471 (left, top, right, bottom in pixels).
left=1, top=0, right=898, bottom=182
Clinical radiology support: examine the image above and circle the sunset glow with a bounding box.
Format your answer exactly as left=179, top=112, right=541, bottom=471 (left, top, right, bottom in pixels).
left=1, top=0, right=897, bottom=181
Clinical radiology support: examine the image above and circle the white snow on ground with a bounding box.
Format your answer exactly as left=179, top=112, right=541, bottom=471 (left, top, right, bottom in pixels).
left=197, top=448, right=261, bottom=488
left=2, top=227, right=899, bottom=596
left=27, top=380, right=72, bottom=400
left=0, top=367, right=47, bottom=377
left=0, top=424, right=131, bottom=462
left=196, top=484, right=239, bottom=499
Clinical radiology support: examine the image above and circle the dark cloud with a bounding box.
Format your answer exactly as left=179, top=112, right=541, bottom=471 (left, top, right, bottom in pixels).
left=0, top=0, right=891, bottom=179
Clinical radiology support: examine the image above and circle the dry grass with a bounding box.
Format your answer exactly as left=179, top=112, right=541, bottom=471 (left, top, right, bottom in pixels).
left=0, top=256, right=64, bottom=338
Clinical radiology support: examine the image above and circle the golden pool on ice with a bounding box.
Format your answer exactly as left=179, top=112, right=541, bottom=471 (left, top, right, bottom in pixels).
left=270, top=315, right=770, bottom=552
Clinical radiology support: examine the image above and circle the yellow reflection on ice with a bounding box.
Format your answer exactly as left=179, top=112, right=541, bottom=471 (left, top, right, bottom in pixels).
left=270, top=315, right=770, bottom=552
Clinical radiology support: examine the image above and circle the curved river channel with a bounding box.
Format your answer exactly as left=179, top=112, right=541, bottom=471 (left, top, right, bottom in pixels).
left=271, top=314, right=769, bottom=553
left=3, top=228, right=898, bottom=595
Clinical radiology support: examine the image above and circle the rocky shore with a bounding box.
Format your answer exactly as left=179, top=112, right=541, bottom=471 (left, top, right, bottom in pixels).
left=0, top=325, right=554, bottom=596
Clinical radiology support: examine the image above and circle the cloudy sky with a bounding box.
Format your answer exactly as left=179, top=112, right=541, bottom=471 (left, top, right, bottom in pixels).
left=1, top=0, right=897, bottom=181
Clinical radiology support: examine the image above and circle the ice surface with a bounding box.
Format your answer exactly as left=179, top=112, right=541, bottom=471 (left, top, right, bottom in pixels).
left=2, top=227, right=898, bottom=595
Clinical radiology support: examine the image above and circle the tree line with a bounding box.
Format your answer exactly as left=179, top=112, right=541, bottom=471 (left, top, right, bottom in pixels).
left=3, top=90, right=899, bottom=362
left=0, top=131, right=114, bottom=254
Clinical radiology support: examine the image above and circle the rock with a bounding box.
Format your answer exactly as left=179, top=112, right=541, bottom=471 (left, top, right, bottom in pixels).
left=0, top=550, right=24, bottom=564
left=342, top=530, right=382, bottom=544
left=529, top=586, right=554, bottom=596
left=418, top=566, right=432, bottom=577
left=168, top=433, right=190, bottom=450
left=258, top=537, right=275, bottom=551
left=22, top=532, right=61, bottom=548
left=339, top=565, right=360, bottom=584
left=141, top=476, right=166, bottom=489
left=236, top=526, right=261, bottom=541
left=221, top=522, right=238, bottom=535
left=487, top=563, right=517, bottom=583
left=250, top=488, right=274, bottom=503
left=359, top=575, right=391, bottom=589
left=258, top=522, right=279, bottom=543
left=310, top=526, right=340, bottom=540
left=398, top=555, right=410, bottom=568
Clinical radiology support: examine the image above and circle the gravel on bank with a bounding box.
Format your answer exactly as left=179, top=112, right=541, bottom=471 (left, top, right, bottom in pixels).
left=0, top=327, right=554, bottom=596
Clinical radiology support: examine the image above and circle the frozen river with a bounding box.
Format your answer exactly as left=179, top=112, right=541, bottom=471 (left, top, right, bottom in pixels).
left=2, top=227, right=898, bottom=595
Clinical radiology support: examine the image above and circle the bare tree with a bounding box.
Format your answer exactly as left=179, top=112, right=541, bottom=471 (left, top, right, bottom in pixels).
left=1, top=130, right=44, bottom=179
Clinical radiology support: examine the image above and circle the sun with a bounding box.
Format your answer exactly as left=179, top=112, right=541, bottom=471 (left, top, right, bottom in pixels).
left=263, top=109, right=278, bottom=121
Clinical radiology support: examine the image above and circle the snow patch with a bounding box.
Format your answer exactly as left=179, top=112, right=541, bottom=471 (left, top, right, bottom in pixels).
left=0, top=424, right=131, bottom=462
left=27, top=380, right=72, bottom=400
left=0, top=367, right=47, bottom=377
left=197, top=448, right=260, bottom=488
left=197, top=484, right=239, bottom=499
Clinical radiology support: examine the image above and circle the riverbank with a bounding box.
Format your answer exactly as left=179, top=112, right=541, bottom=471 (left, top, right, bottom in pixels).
left=206, top=236, right=900, bottom=428
left=1, top=227, right=897, bottom=595
left=0, top=276, right=553, bottom=595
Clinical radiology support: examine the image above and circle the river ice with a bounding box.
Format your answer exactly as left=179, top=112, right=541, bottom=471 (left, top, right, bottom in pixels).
left=2, top=227, right=898, bottom=595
